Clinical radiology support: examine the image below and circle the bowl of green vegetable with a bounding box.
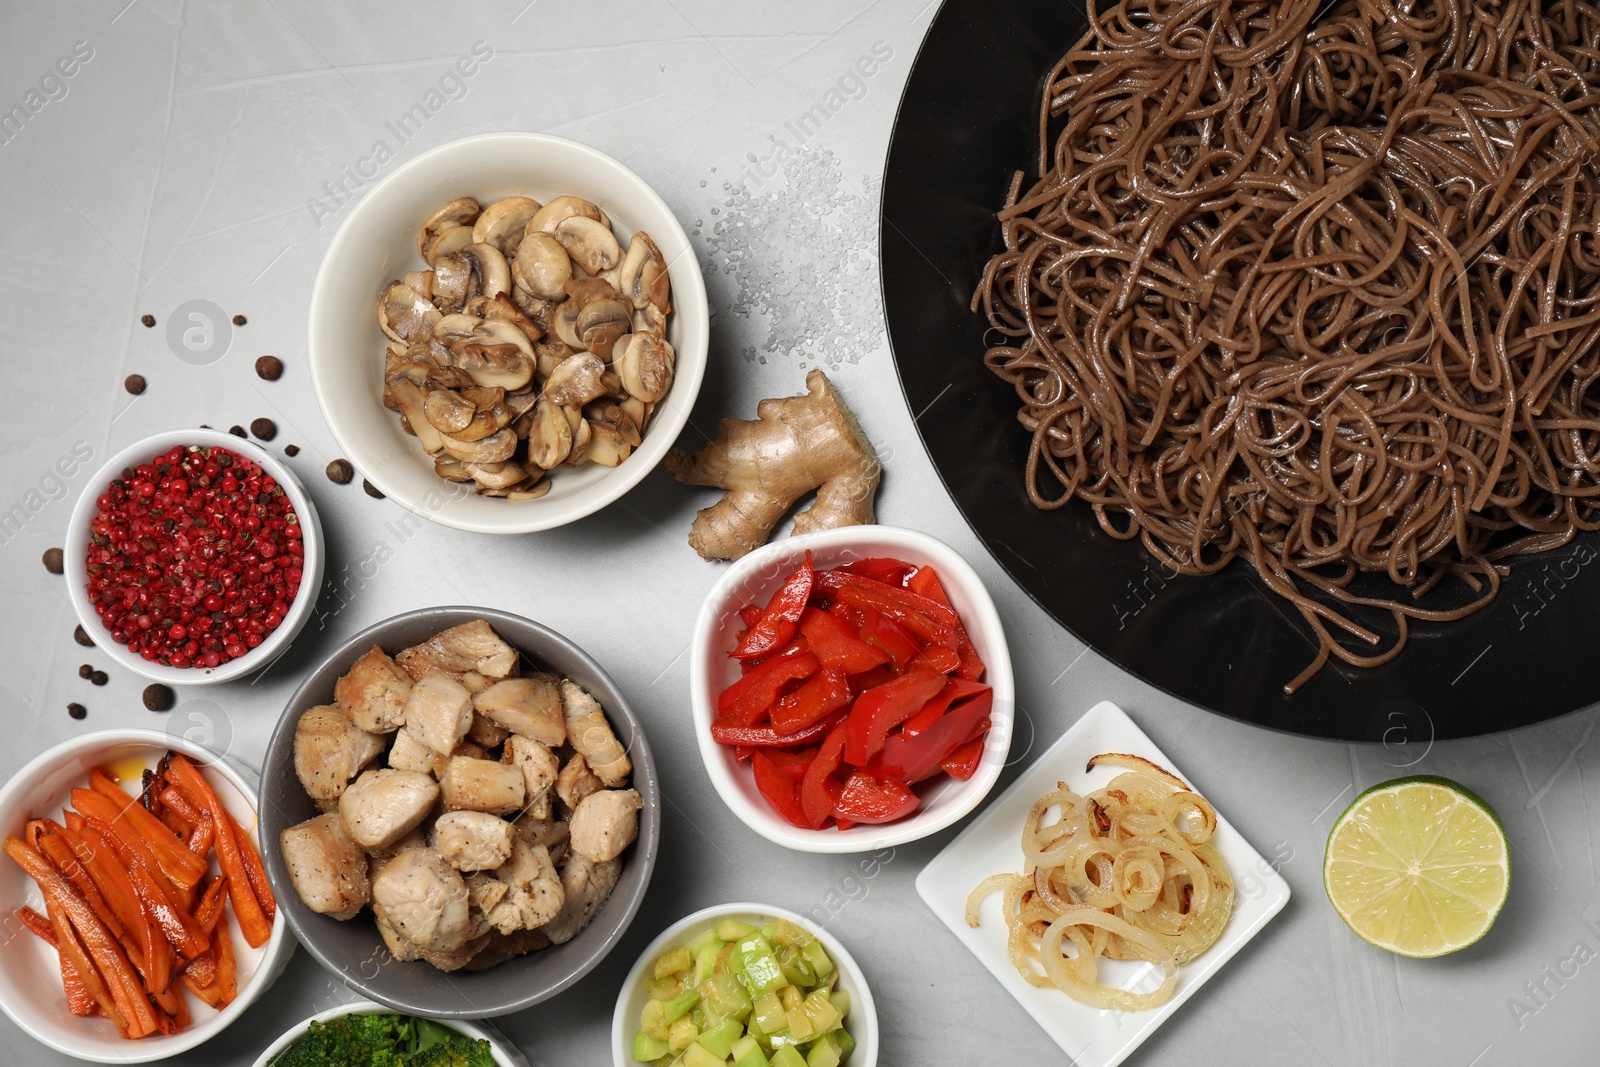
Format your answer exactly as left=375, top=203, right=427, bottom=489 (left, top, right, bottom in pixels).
left=612, top=903, right=877, bottom=1067
left=252, top=1000, right=530, bottom=1066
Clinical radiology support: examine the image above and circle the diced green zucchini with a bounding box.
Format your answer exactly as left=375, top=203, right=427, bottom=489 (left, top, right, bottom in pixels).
left=736, top=934, right=789, bottom=997
left=665, top=989, right=701, bottom=1024
left=828, top=990, right=850, bottom=1020
left=752, top=990, right=787, bottom=1034
left=803, top=990, right=841, bottom=1035
left=702, top=970, right=753, bottom=1022
left=695, top=943, right=723, bottom=986
left=642, top=998, right=669, bottom=1040
left=689, top=926, right=724, bottom=954
left=834, top=1028, right=855, bottom=1059
left=634, top=1029, right=671, bottom=1062
left=681, top=1043, right=726, bottom=1067
left=761, top=923, right=778, bottom=942
left=717, top=918, right=757, bottom=942
left=656, top=946, right=695, bottom=979
left=732, top=1035, right=770, bottom=1067
left=696, top=1018, right=744, bottom=1059
left=805, top=1039, right=841, bottom=1067
left=668, top=1015, right=699, bottom=1052
left=771, top=919, right=811, bottom=949
left=799, top=940, right=834, bottom=980
left=770, top=1046, right=808, bottom=1067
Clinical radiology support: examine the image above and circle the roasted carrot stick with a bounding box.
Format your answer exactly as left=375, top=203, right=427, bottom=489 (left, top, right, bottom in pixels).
left=166, top=756, right=271, bottom=948
left=19, top=909, right=104, bottom=1019
left=211, top=916, right=237, bottom=1006
left=159, top=786, right=214, bottom=856
left=16, top=905, right=55, bottom=943
left=45, top=895, right=125, bottom=1029
left=78, top=782, right=205, bottom=891
left=80, top=814, right=208, bottom=962
left=4, top=837, right=149, bottom=1037
left=193, top=876, right=229, bottom=936
left=223, top=810, right=275, bottom=924
left=60, top=821, right=163, bottom=979
left=180, top=953, right=223, bottom=1009
left=31, top=821, right=129, bottom=944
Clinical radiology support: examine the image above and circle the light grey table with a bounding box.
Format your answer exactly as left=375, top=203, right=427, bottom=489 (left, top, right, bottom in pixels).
left=0, top=3, right=1594, bottom=1065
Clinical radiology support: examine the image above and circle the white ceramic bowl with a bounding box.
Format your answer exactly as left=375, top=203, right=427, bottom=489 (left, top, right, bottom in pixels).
left=611, top=903, right=879, bottom=1067
left=63, top=428, right=326, bottom=686
left=690, top=525, right=1015, bottom=853
left=307, top=131, right=709, bottom=535
left=251, top=1000, right=529, bottom=1067
left=0, top=730, right=294, bottom=1063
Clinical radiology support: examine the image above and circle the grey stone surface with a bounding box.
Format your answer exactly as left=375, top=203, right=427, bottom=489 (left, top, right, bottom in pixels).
left=0, top=3, right=1592, bottom=1064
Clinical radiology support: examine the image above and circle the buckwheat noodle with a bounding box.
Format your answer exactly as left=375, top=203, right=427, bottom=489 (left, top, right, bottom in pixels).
left=974, top=0, right=1600, bottom=692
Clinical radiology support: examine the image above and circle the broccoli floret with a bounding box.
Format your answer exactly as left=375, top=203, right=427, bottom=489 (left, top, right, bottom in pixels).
left=268, top=1012, right=495, bottom=1067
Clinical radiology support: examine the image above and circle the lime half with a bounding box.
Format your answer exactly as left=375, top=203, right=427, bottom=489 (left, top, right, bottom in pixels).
left=1323, top=775, right=1510, bottom=958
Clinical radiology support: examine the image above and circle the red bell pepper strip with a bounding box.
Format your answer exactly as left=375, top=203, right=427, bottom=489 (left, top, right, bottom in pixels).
left=733, top=554, right=814, bottom=660
left=841, top=557, right=915, bottom=585
left=906, top=565, right=951, bottom=605
left=856, top=609, right=919, bottom=671
left=739, top=605, right=763, bottom=627
left=901, top=677, right=991, bottom=739
left=940, top=734, right=987, bottom=780
left=872, top=685, right=995, bottom=784
left=770, top=666, right=852, bottom=735
left=711, top=711, right=845, bottom=748
left=815, top=568, right=962, bottom=626
left=832, top=771, right=919, bottom=824
left=718, top=649, right=820, bottom=725
left=801, top=721, right=850, bottom=829
left=844, top=669, right=947, bottom=767
left=751, top=752, right=810, bottom=827
left=905, top=566, right=987, bottom=679
left=906, top=643, right=961, bottom=676
left=797, top=608, right=889, bottom=674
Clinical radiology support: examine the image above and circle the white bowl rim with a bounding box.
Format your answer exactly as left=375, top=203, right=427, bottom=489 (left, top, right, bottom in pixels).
left=609, top=901, right=879, bottom=1067
left=306, top=129, right=709, bottom=535
left=0, top=728, right=292, bottom=1063
left=62, top=427, right=326, bottom=686
left=689, top=525, right=1015, bottom=854
left=250, top=998, right=527, bottom=1067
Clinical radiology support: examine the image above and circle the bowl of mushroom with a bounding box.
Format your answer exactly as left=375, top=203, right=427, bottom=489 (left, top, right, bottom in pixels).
left=308, top=131, right=708, bottom=534
left=258, top=606, right=660, bottom=1018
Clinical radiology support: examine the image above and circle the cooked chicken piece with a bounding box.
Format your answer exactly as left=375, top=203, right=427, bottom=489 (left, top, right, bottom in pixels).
left=514, top=815, right=571, bottom=857
left=466, top=870, right=510, bottom=913
left=560, top=680, right=630, bottom=785
left=502, top=736, right=559, bottom=820
left=569, top=789, right=643, bottom=863
left=440, top=756, right=526, bottom=815
left=463, top=926, right=552, bottom=971
left=371, top=847, right=472, bottom=952
left=401, top=673, right=474, bottom=757
left=467, top=712, right=510, bottom=747
left=339, top=768, right=440, bottom=849
left=413, top=620, right=518, bottom=678
left=460, top=670, right=493, bottom=695
left=334, top=647, right=413, bottom=734
left=473, top=677, right=566, bottom=745
left=387, top=729, right=447, bottom=778
left=486, top=839, right=564, bottom=934
left=543, top=852, right=622, bottom=945
left=280, top=812, right=371, bottom=919
left=433, top=810, right=515, bottom=871
left=556, top=752, right=604, bottom=810
left=394, top=644, right=455, bottom=683
left=373, top=903, right=424, bottom=962
left=421, top=933, right=490, bottom=972
left=367, top=826, right=430, bottom=875
left=293, top=704, right=386, bottom=804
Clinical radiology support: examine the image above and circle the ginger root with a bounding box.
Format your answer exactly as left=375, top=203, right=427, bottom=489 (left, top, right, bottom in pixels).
left=666, top=369, right=880, bottom=561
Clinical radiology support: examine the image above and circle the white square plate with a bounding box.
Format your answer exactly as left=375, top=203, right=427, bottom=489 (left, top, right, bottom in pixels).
left=916, top=700, right=1291, bottom=1067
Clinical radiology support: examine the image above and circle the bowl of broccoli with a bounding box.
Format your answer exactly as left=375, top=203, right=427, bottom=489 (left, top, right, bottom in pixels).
left=252, top=1001, right=528, bottom=1066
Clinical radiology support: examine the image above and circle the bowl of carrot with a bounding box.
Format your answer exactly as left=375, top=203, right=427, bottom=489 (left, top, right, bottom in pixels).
left=0, top=730, right=292, bottom=1062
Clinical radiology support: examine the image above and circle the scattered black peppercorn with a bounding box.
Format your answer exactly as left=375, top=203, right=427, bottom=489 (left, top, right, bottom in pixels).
left=42, top=547, right=64, bottom=574
left=89, top=670, right=109, bottom=686
left=124, top=374, right=147, bottom=395
left=68, top=702, right=87, bottom=720
left=284, top=444, right=301, bottom=457
left=78, top=664, right=93, bottom=679
left=326, top=459, right=354, bottom=484
left=232, top=314, right=247, bottom=326
left=362, top=479, right=384, bottom=499
left=140, top=314, right=155, bottom=328
left=250, top=417, right=277, bottom=441
left=142, top=684, right=175, bottom=712
left=229, top=425, right=247, bottom=438
left=255, top=355, right=283, bottom=381
left=73, top=625, right=93, bottom=647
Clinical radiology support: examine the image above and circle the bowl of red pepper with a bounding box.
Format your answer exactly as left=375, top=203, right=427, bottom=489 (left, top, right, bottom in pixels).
left=690, top=525, right=1014, bottom=853
left=63, top=428, right=325, bottom=685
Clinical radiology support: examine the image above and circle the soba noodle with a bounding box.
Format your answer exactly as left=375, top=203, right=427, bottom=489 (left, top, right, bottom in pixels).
left=974, top=0, right=1600, bottom=690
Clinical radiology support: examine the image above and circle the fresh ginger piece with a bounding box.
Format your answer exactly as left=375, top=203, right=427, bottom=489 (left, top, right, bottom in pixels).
left=666, top=369, right=880, bottom=561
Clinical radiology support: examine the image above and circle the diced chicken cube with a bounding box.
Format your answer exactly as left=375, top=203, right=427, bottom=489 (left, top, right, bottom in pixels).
left=473, top=677, right=566, bottom=745
left=280, top=812, right=370, bottom=919
left=543, top=852, right=622, bottom=945
left=339, top=768, right=440, bottom=849
left=568, top=788, right=643, bottom=863
left=467, top=712, right=510, bottom=747
left=555, top=753, right=603, bottom=810
left=486, top=839, right=564, bottom=934
left=413, top=620, right=518, bottom=678
left=371, top=847, right=472, bottom=953
left=560, top=680, right=630, bottom=785
left=373, top=903, right=424, bottom=962
left=401, top=673, right=474, bottom=757
left=334, top=646, right=413, bottom=734
left=387, top=729, right=447, bottom=778
left=502, top=736, right=558, bottom=820
left=433, top=811, right=515, bottom=871
left=440, top=756, right=526, bottom=815
left=293, top=704, right=386, bottom=804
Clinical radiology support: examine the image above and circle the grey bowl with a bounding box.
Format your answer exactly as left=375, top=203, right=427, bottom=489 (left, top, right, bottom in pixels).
left=259, top=605, right=660, bottom=1019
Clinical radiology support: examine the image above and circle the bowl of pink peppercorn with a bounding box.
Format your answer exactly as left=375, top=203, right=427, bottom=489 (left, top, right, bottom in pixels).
left=63, top=428, right=325, bottom=685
